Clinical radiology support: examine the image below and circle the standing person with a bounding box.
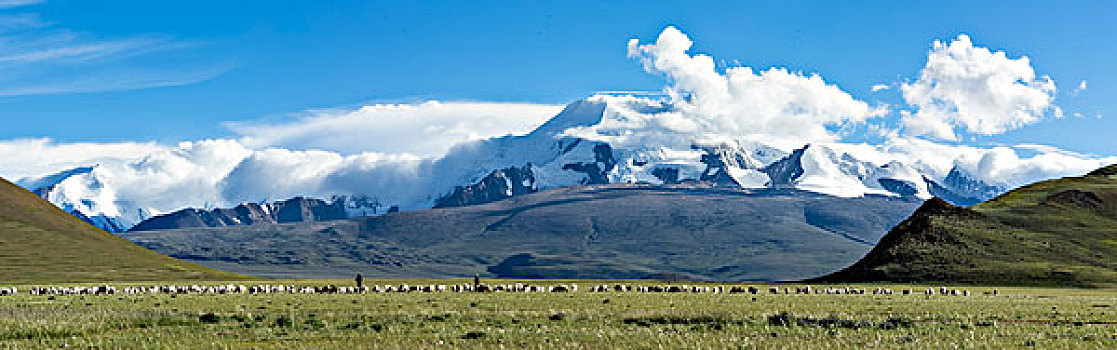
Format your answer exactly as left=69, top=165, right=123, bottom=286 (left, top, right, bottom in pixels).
left=473, top=274, right=480, bottom=287
left=355, top=273, right=363, bottom=288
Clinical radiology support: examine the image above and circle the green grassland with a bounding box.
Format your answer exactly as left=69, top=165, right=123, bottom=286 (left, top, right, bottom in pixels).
left=2, top=279, right=1117, bottom=348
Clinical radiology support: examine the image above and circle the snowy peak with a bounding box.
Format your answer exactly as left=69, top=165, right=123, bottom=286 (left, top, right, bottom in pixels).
left=17, top=165, right=136, bottom=233
left=792, top=145, right=884, bottom=198
left=943, top=166, right=1007, bottom=201
left=917, top=166, right=1007, bottom=206
left=17, top=165, right=96, bottom=195
left=529, top=97, right=608, bottom=137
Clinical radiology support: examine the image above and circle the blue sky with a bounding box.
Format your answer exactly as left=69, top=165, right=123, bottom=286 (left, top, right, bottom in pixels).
left=0, top=0, right=1113, bottom=154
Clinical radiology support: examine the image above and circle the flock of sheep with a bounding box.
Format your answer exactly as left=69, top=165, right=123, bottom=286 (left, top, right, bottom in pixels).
left=0, top=284, right=986, bottom=297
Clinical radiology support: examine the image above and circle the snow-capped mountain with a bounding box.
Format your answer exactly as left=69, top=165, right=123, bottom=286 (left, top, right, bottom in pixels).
left=19, top=94, right=1008, bottom=233
left=17, top=165, right=143, bottom=233
left=425, top=94, right=1004, bottom=207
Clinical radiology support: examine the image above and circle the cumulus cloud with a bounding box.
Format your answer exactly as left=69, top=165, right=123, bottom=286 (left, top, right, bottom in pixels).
left=952, top=146, right=1114, bottom=187
left=900, top=34, right=1058, bottom=141
left=228, top=101, right=562, bottom=156
left=583, top=26, right=885, bottom=149
left=216, top=147, right=432, bottom=206
left=102, top=140, right=253, bottom=212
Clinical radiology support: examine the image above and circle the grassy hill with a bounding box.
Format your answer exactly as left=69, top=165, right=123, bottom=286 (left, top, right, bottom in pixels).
left=812, top=165, right=1117, bottom=287
left=0, top=178, right=245, bottom=283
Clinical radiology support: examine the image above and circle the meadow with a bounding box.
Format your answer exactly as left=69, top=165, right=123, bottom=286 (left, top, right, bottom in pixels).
left=1, top=279, right=1116, bottom=349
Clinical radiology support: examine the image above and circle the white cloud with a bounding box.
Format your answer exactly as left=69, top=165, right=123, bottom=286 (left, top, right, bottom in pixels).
left=870, top=84, right=891, bottom=92
left=952, top=145, right=1114, bottom=187
left=104, top=140, right=253, bottom=212
left=0, top=138, right=164, bottom=180
left=598, top=27, right=886, bottom=149
left=218, top=149, right=434, bottom=207
left=1013, top=143, right=1092, bottom=158
left=228, top=101, right=562, bottom=157
left=1074, top=80, right=1087, bottom=95
left=901, top=34, right=1057, bottom=141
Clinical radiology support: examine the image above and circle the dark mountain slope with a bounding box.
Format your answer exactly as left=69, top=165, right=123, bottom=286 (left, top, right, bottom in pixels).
left=812, top=165, right=1117, bottom=287
left=121, top=184, right=920, bottom=280
left=0, top=178, right=245, bottom=283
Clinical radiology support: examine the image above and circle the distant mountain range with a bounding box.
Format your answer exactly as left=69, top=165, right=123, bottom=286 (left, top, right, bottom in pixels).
left=120, top=184, right=922, bottom=280
left=129, top=196, right=382, bottom=232
left=19, top=95, right=1006, bottom=233
left=813, top=164, right=1117, bottom=287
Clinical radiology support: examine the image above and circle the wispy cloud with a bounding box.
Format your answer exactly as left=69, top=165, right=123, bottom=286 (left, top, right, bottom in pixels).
left=0, top=0, right=43, bottom=9
left=0, top=13, right=45, bottom=30
left=0, top=36, right=164, bottom=63
left=0, top=62, right=233, bottom=96
left=0, top=3, right=229, bottom=97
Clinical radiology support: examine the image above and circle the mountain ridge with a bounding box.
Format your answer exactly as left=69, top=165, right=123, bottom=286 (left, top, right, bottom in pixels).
left=121, top=184, right=922, bottom=280
left=129, top=196, right=356, bottom=232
